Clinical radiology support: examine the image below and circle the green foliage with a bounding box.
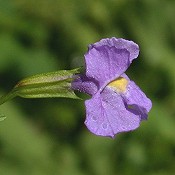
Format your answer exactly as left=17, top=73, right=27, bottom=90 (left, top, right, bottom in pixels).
left=0, top=0, right=175, bottom=175
left=0, top=114, right=6, bottom=121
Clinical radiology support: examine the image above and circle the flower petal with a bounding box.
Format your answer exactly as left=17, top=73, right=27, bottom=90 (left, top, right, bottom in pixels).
left=85, top=88, right=141, bottom=138
left=85, top=46, right=130, bottom=90
left=89, top=37, right=139, bottom=63
left=71, top=74, right=98, bottom=96
left=122, top=80, right=152, bottom=120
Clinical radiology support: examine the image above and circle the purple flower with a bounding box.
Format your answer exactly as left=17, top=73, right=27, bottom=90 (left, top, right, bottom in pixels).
left=72, top=37, right=152, bottom=138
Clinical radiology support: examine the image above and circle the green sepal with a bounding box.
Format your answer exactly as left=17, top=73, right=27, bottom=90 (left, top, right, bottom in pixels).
left=0, top=68, right=80, bottom=105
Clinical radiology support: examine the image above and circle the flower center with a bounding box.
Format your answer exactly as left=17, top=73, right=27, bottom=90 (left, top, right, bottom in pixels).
left=108, top=77, right=128, bottom=93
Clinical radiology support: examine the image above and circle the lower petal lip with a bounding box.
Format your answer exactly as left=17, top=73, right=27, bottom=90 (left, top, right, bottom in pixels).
left=85, top=87, right=142, bottom=137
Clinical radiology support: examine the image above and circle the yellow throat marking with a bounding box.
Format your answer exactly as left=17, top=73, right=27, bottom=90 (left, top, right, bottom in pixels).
left=108, top=77, right=128, bottom=93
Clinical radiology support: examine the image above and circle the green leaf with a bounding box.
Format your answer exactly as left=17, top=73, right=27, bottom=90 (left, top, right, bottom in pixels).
left=0, top=68, right=80, bottom=105
left=0, top=114, right=6, bottom=121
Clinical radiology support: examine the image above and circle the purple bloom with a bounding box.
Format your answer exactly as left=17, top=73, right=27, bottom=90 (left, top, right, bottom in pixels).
left=72, top=37, right=152, bottom=138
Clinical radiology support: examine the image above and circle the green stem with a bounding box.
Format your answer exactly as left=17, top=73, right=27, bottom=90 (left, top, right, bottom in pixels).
left=0, top=90, right=17, bottom=105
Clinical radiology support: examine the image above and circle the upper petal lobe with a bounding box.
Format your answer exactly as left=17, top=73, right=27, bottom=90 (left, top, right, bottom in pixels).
left=85, top=46, right=130, bottom=90
left=89, top=37, right=139, bottom=63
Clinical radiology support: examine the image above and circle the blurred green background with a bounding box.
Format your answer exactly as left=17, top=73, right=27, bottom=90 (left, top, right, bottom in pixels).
left=0, top=0, right=175, bottom=175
